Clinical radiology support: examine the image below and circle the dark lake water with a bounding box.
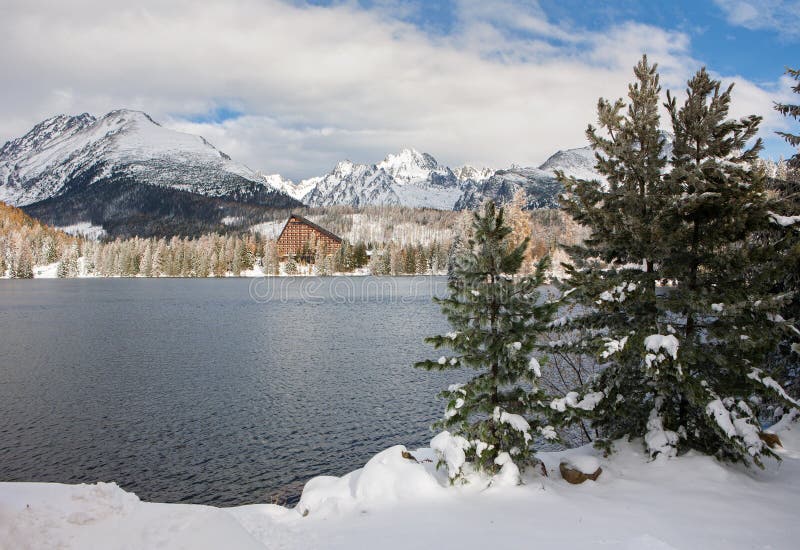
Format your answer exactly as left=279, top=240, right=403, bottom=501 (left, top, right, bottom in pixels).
left=0, top=277, right=456, bottom=506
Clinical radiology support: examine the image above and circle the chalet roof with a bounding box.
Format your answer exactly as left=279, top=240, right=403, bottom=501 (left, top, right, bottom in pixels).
left=277, top=213, right=343, bottom=243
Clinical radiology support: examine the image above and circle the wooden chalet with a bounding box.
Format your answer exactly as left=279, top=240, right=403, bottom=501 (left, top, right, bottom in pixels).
left=276, top=214, right=342, bottom=261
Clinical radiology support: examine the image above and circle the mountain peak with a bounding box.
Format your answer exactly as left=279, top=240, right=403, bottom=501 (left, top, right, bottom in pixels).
left=454, top=165, right=494, bottom=182
left=0, top=109, right=301, bottom=212
left=0, top=112, right=97, bottom=160
left=377, top=148, right=439, bottom=182
left=99, top=109, right=161, bottom=128
left=333, top=159, right=357, bottom=177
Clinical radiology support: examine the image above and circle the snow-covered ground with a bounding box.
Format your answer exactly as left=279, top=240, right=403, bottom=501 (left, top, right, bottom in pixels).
left=31, top=262, right=59, bottom=278
left=249, top=219, right=286, bottom=240
left=55, top=222, right=107, bottom=240
left=2, top=420, right=799, bottom=549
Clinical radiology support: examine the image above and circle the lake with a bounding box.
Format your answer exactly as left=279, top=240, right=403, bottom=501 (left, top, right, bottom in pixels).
left=0, top=277, right=455, bottom=506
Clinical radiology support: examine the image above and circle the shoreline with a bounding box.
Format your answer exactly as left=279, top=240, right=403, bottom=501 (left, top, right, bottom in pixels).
left=2, top=421, right=799, bottom=549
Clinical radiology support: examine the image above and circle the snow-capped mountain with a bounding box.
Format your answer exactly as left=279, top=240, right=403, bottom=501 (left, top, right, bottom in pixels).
left=0, top=110, right=297, bottom=206
left=455, top=146, right=605, bottom=210
left=538, top=147, right=599, bottom=182
left=1, top=110, right=614, bottom=237
left=261, top=173, right=316, bottom=202
left=264, top=148, right=474, bottom=210
left=453, top=165, right=494, bottom=182
left=262, top=145, right=603, bottom=212
left=0, top=110, right=300, bottom=236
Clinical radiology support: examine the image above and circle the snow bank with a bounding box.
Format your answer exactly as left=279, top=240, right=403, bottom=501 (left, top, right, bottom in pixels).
left=33, top=262, right=59, bottom=278
left=0, top=482, right=264, bottom=550
left=296, top=445, right=447, bottom=517
left=3, top=420, right=800, bottom=550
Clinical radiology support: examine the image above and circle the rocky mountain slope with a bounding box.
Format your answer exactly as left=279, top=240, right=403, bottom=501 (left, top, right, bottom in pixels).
left=268, top=149, right=471, bottom=210
left=263, top=145, right=602, bottom=211
left=0, top=110, right=300, bottom=237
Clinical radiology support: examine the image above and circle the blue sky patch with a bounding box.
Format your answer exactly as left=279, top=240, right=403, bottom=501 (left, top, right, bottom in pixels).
left=186, top=105, right=244, bottom=124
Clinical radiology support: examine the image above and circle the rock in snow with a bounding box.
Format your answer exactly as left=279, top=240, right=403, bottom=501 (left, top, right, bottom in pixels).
left=559, top=455, right=602, bottom=484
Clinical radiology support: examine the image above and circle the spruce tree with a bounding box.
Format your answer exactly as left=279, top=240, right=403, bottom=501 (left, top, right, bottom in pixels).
left=556, top=55, right=668, bottom=452
left=770, top=66, right=800, bottom=397
left=415, top=201, right=558, bottom=481
left=654, top=68, right=798, bottom=465
left=775, top=66, right=800, bottom=169
left=557, top=59, right=798, bottom=465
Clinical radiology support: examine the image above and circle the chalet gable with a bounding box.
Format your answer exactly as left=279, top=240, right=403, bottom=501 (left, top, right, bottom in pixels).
left=276, top=214, right=342, bottom=259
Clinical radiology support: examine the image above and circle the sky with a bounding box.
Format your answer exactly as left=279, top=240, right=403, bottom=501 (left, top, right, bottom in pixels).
left=0, top=0, right=798, bottom=180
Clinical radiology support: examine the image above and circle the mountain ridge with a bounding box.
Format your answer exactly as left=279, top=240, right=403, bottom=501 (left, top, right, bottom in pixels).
left=0, top=110, right=301, bottom=237
left=1, top=110, right=613, bottom=236
left=260, top=145, right=601, bottom=211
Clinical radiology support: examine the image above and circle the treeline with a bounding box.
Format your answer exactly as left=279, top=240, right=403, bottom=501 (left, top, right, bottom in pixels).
left=1, top=201, right=457, bottom=277
left=0, top=202, right=77, bottom=278
left=0, top=194, right=682, bottom=279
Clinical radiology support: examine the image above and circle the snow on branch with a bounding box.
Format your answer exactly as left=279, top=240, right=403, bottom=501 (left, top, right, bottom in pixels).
left=767, top=211, right=800, bottom=227
left=550, top=391, right=604, bottom=412
left=644, top=334, right=679, bottom=360
left=747, top=369, right=800, bottom=407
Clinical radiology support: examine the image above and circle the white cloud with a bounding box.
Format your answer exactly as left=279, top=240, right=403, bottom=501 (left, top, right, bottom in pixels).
left=713, top=0, right=800, bottom=39
left=0, top=0, right=790, bottom=179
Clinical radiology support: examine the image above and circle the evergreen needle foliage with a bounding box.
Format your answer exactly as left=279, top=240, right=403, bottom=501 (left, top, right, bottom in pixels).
left=558, top=56, right=799, bottom=466
left=770, top=66, right=800, bottom=397
left=775, top=66, right=800, bottom=166
left=416, top=201, right=557, bottom=477
left=557, top=55, right=668, bottom=453
left=658, top=68, right=797, bottom=465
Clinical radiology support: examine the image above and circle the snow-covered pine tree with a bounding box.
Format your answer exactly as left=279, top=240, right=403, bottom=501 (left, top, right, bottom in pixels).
left=57, top=244, right=79, bottom=278
left=775, top=66, right=800, bottom=170
left=652, top=67, right=798, bottom=465
left=770, top=66, right=800, bottom=397
left=415, top=201, right=558, bottom=482
left=555, top=55, right=668, bottom=452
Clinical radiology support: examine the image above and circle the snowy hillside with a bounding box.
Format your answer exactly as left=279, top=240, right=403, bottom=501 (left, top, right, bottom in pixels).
left=2, top=418, right=798, bottom=549
left=0, top=110, right=300, bottom=236
left=0, top=110, right=295, bottom=207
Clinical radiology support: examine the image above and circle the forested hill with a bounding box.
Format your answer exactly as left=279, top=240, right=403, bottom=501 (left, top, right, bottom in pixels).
left=0, top=201, right=79, bottom=277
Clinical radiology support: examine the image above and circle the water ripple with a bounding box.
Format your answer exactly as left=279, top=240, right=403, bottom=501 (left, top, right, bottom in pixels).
left=0, top=277, right=455, bottom=506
